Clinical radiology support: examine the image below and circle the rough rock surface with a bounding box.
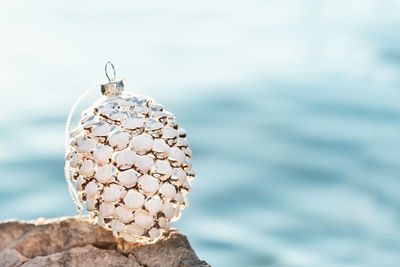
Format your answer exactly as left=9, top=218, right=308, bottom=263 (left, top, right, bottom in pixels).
left=0, top=216, right=209, bottom=267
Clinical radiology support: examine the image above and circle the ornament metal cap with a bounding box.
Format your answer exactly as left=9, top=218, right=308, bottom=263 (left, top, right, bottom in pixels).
left=101, top=61, right=125, bottom=96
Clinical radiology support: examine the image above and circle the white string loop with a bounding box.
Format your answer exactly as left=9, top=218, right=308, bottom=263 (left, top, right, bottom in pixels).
left=64, top=81, right=102, bottom=216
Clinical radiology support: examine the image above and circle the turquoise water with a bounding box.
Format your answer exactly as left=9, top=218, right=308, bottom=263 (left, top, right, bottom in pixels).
left=1, top=1, right=400, bottom=266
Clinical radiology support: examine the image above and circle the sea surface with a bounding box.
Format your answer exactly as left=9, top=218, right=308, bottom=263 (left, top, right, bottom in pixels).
left=1, top=1, right=400, bottom=266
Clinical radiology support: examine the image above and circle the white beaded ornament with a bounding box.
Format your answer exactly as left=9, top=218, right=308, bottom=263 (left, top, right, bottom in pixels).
left=65, top=62, right=194, bottom=243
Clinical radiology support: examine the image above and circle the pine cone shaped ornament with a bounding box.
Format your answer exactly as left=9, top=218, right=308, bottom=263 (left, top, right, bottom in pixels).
left=65, top=62, right=194, bottom=243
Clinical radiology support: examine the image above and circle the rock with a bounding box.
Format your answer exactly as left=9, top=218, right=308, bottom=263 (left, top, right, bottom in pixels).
left=0, top=216, right=209, bottom=267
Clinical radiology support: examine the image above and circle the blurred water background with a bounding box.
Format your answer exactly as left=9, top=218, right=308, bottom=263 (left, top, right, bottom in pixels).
left=1, top=1, right=400, bottom=266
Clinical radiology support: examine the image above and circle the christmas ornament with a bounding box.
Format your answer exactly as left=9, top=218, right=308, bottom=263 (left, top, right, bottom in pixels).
left=64, top=62, right=194, bottom=243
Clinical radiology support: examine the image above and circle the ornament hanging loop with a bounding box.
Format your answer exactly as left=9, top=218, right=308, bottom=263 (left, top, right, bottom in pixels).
left=101, top=61, right=125, bottom=96
left=105, top=61, right=116, bottom=82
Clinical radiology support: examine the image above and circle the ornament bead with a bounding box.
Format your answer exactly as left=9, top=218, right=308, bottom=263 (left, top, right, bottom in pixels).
left=103, top=184, right=125, bottom=202
left=158, top=217, right=170, bottom=229
left=115, top=206, right=134, bottom=223
left=176, top=138, right=188, bottom=147
left=182, top=180, right=192, bottom=192
left=134, top=212, right=154, bottom=228
left=110, top=111, right=125, bottom=121
left=108, top=132, right=131, bottom=149
left=152, top=161, right=173, bottom=180
left=85, top=197, right=97, bottom=211
left=162, top=203, right=175, bottom=219
left=149, top=103, right=163, bottom=112
left=69, top=153, right=82, bottom=168
left=122, top=118, right=145, bottom=130
left=159, top=183, right=176, bottom=198
left=120, top=232, right=137, bottom=242
left=78, top=139, right=96, bottom=153
left=124, top=190, right=145, bottom=209
left=171, top=168, right=187, bottom=185
left=184, top=147, right=193, bottom=158
left=173, top=205, right=181, bottom=220
left=162, top=127, right=178, bottom=139
left=135, top=155, right=154, bottom=173
left=79, top=160, right=96, bottom=177
left=95, top=164, right=114, bottom=183
left=169, top=147, right=186, bottom=165
left=174, top=193, right=185, bottom=205
left=138, top=174, right=159, bottom=193
left=126, top=224, right=145, bottom=236
left=131, top=134, right=154, bottom=154
left=149, top=228, right=161, bottom=239
left=93, top=145, right=113, bottom=164
left=110, top=220, right=125, bottom=232
left=114, top=150, right=136, bottom=169
left=75, top=176, right=86, bottom=191
left=99, top=202, right=115, bottom=217
left=91, top=124, right=113, bottom=137
left=152, top=139, right=170, bottom=155
left=145, top=119, right=163, bottom=131
left=145, top=196, right=163, bottom=213
left=85, top=181, right=98, bottom=196
left=178, top=128, right=187, bottom=137
left=117, top=170, right=138, bottom=187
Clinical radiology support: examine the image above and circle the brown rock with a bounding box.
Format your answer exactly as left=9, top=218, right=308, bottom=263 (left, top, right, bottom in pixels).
left=0, top=216, right=209, bottom=267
